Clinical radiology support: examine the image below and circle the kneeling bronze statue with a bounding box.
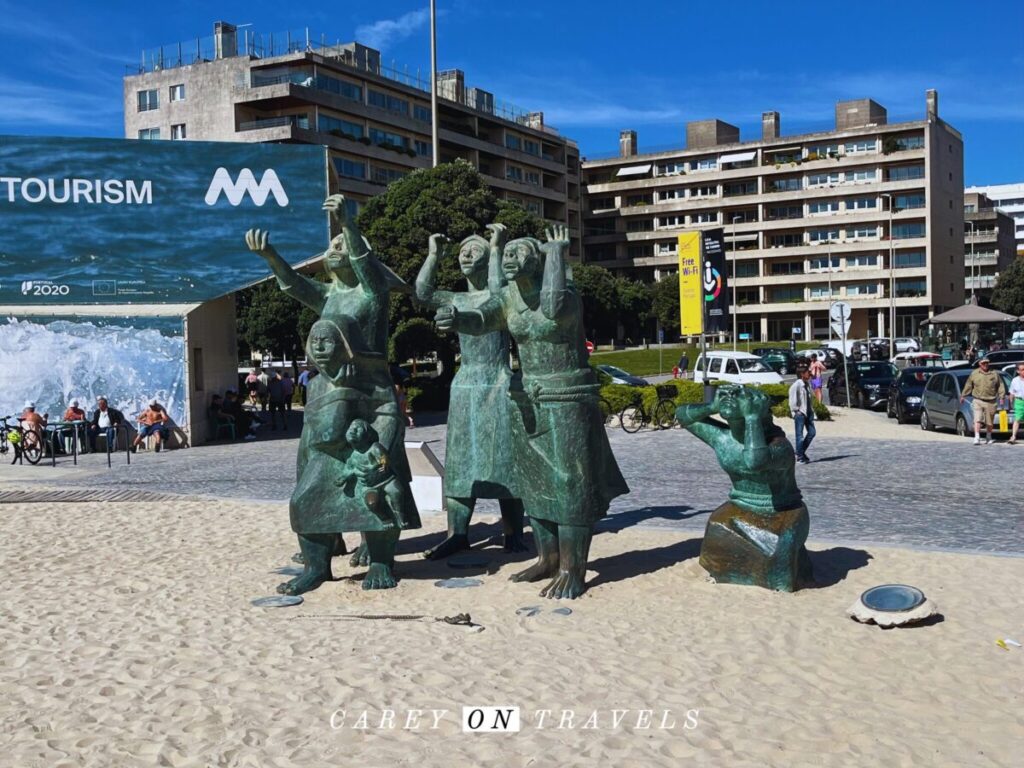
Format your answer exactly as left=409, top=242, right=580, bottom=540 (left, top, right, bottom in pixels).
left=675, top=385, right=812, bottom=592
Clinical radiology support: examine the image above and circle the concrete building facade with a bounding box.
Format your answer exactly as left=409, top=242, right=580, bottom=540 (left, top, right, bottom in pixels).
left=963, top=192, right=1018, bottom=301
left=123, top=22, right=581, bottom=257
left=581, top=91, right=965, bottom=341
left=964, top=182, right=1024, bottom=257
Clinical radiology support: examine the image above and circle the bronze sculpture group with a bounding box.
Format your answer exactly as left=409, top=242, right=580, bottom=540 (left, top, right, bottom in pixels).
left=246, top=194, right=811, bottom=599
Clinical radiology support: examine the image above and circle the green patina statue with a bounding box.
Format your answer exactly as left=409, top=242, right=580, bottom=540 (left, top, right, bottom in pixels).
left=415, top=224, right=527, bottom=559
left=675, top=385, right=812, bottom=592
left=435, top=224, right=628, bottom=599
left=245, top=194, right=420, bottom=593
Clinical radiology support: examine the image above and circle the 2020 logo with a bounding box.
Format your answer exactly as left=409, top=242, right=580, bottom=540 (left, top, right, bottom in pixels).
left=21, top=280, right=70, bottom=297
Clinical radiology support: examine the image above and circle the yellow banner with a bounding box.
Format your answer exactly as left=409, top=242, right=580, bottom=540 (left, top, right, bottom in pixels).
left=677, top=232, right=703, bottom=335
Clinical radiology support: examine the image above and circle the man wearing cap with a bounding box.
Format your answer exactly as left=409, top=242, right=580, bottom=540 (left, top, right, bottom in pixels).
left=961, top=356, right=1007, bottom=445
left=59, top=399, right=87, bottom=453
left=133, top=400, right=171, bottom=452
left=88, top=397, right=124, bottom=452
left=20, top=401, right=48, bottom=437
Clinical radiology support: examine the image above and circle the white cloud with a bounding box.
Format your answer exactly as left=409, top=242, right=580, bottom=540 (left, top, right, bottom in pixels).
left=355, top=8, right=431, bottom=50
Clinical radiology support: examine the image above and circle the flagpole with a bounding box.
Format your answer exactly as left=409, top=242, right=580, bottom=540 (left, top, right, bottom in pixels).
left=430, top=0, right=439, bottom=168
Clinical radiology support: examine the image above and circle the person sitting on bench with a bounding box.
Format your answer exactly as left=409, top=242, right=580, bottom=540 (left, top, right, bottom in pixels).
left=88, top=397, right=124, bottom=452
left=134, top=400, right=171, bottom=452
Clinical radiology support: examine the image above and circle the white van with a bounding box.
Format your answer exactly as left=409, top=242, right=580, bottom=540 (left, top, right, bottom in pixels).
left=693, top=351, right=784, bottom=385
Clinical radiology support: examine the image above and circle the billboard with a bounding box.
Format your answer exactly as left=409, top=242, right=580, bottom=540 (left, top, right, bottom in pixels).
left=677, top=232, right=703, bottom=335
left=0, top=136, right=329, bottom=305
left=701, top=228, right=729, bottom=334
left=0, top=315, right=186, bottom=425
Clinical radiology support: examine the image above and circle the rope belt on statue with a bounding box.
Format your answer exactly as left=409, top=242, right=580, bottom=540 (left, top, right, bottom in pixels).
left=524, top=382, right=601, bottom=403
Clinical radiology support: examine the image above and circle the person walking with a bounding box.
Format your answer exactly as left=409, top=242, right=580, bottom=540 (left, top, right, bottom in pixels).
left=960, top=356, right=1007, bottom=445
left=677, top=351, right=690, bottom=380
left=1008, top=362, right=1024, bottom=445
left=297, top=366, right=310, bottom=406
left=281, top=370, right=295, bottom=413
left=789, top=364, right=816, bottom=464
left=808, top=353, right=826, bottom=402
left=267, top=372, right=287, bottom=431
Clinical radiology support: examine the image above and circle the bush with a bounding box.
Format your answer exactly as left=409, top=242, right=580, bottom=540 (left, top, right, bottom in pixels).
left=405, top=377, right=450, bottom=412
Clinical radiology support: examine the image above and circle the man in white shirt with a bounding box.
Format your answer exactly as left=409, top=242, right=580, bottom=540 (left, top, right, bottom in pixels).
left=1009, top=362, right=1024, bottom=445
left=88, top=397, right=124, bottom=452
left=788, top=364, right=815, bottom=464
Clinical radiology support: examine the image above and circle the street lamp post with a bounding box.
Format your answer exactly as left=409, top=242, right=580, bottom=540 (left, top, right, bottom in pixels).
left=732, top=214, right=742, bottom=350
left=881, top=193, right=896, bottom=358
left=429, top=0, right=439, bottom=168
left=966, top=220, right=976, bottom=300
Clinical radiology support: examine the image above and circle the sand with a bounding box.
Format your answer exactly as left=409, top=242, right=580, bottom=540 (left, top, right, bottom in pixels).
left=0, top=499, right=1021, bottom=767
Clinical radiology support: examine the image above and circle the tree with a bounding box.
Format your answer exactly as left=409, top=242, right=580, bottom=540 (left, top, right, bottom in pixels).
left=650, top=273, right=681, bottom=338
left=571, top=263, right=621, bottom=342
left=992, top=258, right=1024, bottom=317
left=235, top=281, right=307, bottom=364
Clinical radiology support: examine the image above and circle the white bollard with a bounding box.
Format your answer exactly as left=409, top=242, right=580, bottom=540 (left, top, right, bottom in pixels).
left=404, top=441, right=445, bottom=512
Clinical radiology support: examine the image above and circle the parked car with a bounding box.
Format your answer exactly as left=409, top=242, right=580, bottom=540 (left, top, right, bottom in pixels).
left=693, top=351, right=783, bottom=385
left=920, top=369, right=1015, bottom=437
left=886, top=366, right=937, bottom=424
left=849, top=340, right=870, bottom=361
left=754, top=349, right=799, bottom=375
left=891, top=351, right=944, bottom=369
left=799, top=346, right=844, bottom=370
left=867, top=337, right=892, bottom=360
left=827, top=361, right=898, bottom=409
left=596, top=364, right=649, bottom=387
left=1009, top=331, right=1024, bottom=349
left=894, top=337, right=922, bottom=353
left=969, top=350, right=1024, bottom=368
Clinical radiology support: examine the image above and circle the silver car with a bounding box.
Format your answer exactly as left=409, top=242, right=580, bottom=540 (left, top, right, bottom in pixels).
left=920, top=369, right=1014, bottom=437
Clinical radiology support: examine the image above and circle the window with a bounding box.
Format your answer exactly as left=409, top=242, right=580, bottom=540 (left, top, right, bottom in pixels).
left=371, top=166, right=408, bottom=185
left=413, top=104, right=431, bottom=122
left=847, top=254, right=877, bottom=267
left=766, top=205, right=802, bottom=220
left=523, top=139, right=541, bottom=156
left=694, top=157, right=717, bottom=171
left=657, top=162, right=686, bottom=176
left=844, top=168, right=876, bottom=183
left=345, top=198, right=360, bottom=219
left=737, top=288, right=758, bottom=304
left=506, top=165, right=523, bottom=182
left=847, top=283, right=879, bottom=296
left=367, top=90, right=408, bottom=115
left=192, top=348, right=204, bottom=392
left=768, top=233, right=802, bottom=248
left=770, top=287, right=804, bottom=302
left=590, top=197, right=615, bottom=211
left=892, top=222, right=926, bottom=239
left=806, top=143, right=839, bottom=159
left=414, top=140, right=431, bottom=157
left=692, top=211, right=717, bottom=224
left=808, top=200, right=839, bottom=215
left=808, top=172, right=840, bottom=187
left=895, top=251, right=926, bottom=268
left=735, top=262, right=758, bottom=278
left=895, top=279, right=927, bottom=297
left=319, top=114, right=364, bottom=139
left=964, top=204, right=976, bottom=213
left=170, top=123, right=186, bottom=140
left=848, top=196, right=877, bottom=211
left=809, top=286, right=835, bottom=299
left=723, top=181, right=756, bottom=197
left=845, top=139, right=876, bottom=154
left=369, top=127, right=407, bottom=149
left=525, top=171, right=541, bottom=186
left=769, top=177, right=801, bottom=192
left=524, top=200, right=542, bottom=215
left=848, top=227, right=877, bottom=240
left=137, top=128, right=160, bottom=140
left=505, top=134, right=522, bottom=151
left=658, top=189, right=685, bottom=202
left=627, top=219, right=653, bottom=232
left=887, top=165, right=925, bottom=181
left=659, top=216, right=683, bottom=228
left=169, top=84, right=185, bottom=102
left=315, top=75, right=362, bottom=102
left=690, top=184, right=717, bottom=198
left=627, top=245, right=651, bottom=259
left=137, top=89, right=158, bottom=111
left=893, top=135, right=924, bottom=151
left=809, top=256, right=840, bottom=271
left=809, top=229, right=839, bottom=243
left=333, top=157, right=366, bottom=179
left=770, top=261, right=804, bottom=275
left=657, top=242, right=676, bottom=254
left=895, top=193, right=925, bottom=210
left=625, top=194, right=651, bottom=207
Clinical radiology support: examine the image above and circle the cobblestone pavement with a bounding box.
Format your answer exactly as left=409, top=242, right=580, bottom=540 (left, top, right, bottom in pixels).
left=3, top=413, right=1021, bottom=554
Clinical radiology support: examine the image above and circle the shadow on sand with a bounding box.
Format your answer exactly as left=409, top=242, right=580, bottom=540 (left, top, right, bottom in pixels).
left=587, top=537, right=703, bottom=590
left=807, top=546, right=873, bottom=588
left=598, top=505, right=708, bottom=533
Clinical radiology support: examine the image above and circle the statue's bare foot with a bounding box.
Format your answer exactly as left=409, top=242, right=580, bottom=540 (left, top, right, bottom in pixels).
left=503, top=532, right=529, bottom=553
left=423, top=534, right=471, bottom=560
left=349, top=543, right=370, bottom=568
left=510, top=557, right=558, bottom=583
left=539, top=569, right=587, bottom=600
left=361, top=563, right=397, bottom=590
left=291, top=552, right=305, bottom=564
left=276, top=571, right=326, bottom=595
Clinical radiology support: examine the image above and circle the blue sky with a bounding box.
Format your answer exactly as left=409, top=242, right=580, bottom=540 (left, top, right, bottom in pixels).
left=1, top=0, right=1021, bottom=185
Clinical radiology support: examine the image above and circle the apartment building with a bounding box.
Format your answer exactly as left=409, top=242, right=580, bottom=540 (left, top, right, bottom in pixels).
left=580, top=91, right=964, bottom=341
left=123, top=22, right=581, bottom=257
left=964, top=182, right=1024, bottom=256
left=963, top=192, right=1018, bottom=301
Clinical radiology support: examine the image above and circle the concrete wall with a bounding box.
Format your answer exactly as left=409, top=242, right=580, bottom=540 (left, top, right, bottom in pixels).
left=926, top=120, right=965, bottom=309
left=184, top=294, right=239, bottom=443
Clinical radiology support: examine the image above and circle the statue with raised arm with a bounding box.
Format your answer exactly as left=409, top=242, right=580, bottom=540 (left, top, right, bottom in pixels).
left=245, top=194, right=419, bottom=593
left=675, top=385, right=812, bottom=591
left=435, top=224, right=629, bottom=599
left=415, top=224, right=527, bottom=559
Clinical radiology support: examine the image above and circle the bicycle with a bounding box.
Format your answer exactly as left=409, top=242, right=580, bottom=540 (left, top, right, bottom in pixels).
left=598, top=396, right=618, bottom=428
left=0, top=415, right=44, bottom=465
left=619, top=386, right=679, bottom=433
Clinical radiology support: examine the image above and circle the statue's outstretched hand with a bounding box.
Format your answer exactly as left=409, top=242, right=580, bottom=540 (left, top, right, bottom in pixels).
left=434, top=305, right=458, bottom=333
left=245, top=228, right=273, bottom=261
left=544, top=223, right=569, bottom=245
left=486, top=223, right=507, bottom=250
left=322, top=194, right=348, bottom=226
left=429, top=233, right=449, bottom=257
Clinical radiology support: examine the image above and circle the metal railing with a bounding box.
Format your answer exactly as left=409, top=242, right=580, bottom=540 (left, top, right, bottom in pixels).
left=238, top=115, right=310, bottom=132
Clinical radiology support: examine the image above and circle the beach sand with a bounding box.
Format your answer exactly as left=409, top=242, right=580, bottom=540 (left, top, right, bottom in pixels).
left=1, top=499, right=1021, bottom=767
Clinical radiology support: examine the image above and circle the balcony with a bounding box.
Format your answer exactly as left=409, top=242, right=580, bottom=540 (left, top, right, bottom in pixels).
left=238, top=114, right=310, bottom=131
